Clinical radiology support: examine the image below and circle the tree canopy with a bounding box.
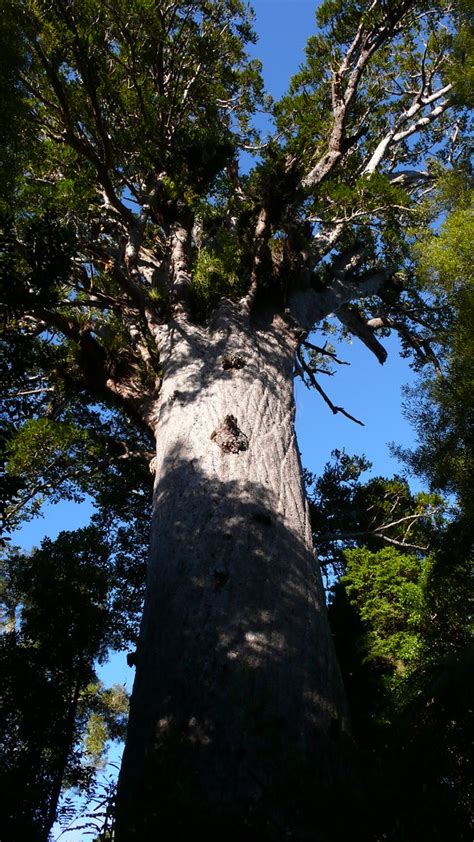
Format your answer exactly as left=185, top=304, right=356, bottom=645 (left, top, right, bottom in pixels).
left=1, top=0, right=471, bottom=439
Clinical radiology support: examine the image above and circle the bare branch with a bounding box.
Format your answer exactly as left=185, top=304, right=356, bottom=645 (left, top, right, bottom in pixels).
left=316, top=503, right=442, bottom=553
left=302, top=340, right=350, bottom=366
left=301, top=2, right=416, bottom=190
left=363, top=83, right=453, bottom=175
left=297, top=349, right=364, bottom=426
left=308, top=203, right=416, bottom=226
left=317, top=529, right=429, bottom=553
left=372, top=509, right=439, bottom=533
left=8, top=387, right=54, bottom=398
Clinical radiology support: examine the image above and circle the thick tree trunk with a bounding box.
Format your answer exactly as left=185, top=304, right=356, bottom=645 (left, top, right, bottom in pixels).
left=116, top=305, right=349, bottom=840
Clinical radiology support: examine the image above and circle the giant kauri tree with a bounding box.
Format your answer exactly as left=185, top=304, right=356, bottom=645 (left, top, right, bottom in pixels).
left=0, top=0, right=472, bottom=838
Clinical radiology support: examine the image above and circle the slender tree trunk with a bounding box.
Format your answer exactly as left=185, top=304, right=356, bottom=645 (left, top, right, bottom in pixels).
left=116, top=305, right=349, bottom=840
left=44, top=675, right=83, bottom=839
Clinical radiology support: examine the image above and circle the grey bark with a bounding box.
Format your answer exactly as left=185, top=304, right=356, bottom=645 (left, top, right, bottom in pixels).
left=115, top=304, right=349, bottom=840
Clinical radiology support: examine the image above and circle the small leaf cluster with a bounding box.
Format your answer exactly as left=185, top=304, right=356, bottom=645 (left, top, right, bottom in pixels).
left=192, top=228, right=245, bottom=316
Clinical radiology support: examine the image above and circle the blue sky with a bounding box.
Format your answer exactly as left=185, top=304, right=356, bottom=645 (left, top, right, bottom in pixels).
left=249, top=0, right=318, bottom=97
left=10, top=3, right=425, bottom=837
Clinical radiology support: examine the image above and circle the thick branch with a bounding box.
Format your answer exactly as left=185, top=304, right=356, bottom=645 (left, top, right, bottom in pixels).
left=32, top=308, right=159, bottom=429
left=240, top=208, right=270, bottom=317
left=99, top=250, right=165, bottom=351
left=337, top=304, right=388, bottom=364
left=170, top=221, right=193, bottom=317
left=300, top=2, right=414, bottom=190
left=363, top=83, right=453, bottom=175
left=289, top=261, right=395, bottom=333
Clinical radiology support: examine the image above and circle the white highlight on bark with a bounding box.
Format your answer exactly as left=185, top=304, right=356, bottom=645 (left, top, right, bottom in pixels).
left=363, top=83, right=453, bottom=175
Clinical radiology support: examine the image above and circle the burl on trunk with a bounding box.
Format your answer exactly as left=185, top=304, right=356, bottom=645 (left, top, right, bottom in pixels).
left=116, top=306, right=348, bottom=839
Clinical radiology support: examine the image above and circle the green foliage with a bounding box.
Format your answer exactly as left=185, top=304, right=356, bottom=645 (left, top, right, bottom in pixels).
left=192, top=229, right=245, bottom=315
left=414, top=172, right=474, bottom=294
left=6, top=417, right=93, bottom=508
left=0, top=212, right=76, bottom=316
left=83, top=684, right=128, bottom=767
left=0, top=2, right=31, bottom=203
left=324, top=498, right=473, bottom=840
left=308, top=435, right=472, bottom=839
left=342, top=546, right=431, bottom=681
left=11, top=0, right=263, bottom=202
left=0, top=372, right=150, bottom=833
left=421, top=202, right=473, bottom=288
left=307, top=448, right=441, bottom=574
left=84, top=711, right=109, bottom=767
left=274, top=0, right=472, bottom=286
left=397, top=178, right=474, bottom=517
left=449, top=0, right=474, bottom=107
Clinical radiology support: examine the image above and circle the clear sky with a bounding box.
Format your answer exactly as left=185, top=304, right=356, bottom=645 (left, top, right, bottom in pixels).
left=250, top=0, right=319, bottom=99
left=11, top=3, right=424, bottom=838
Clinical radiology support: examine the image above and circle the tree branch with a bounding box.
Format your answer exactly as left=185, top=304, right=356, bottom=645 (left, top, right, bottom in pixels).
left=337, top=304, right=388, bottom=364
left=300, top=2, right=415, bottom=190
left=297, top=349, right=364, bottom=426
left=366, top=312, right=442, bottom=374
left=240, top=207, right=270, bottom=317
left=169, top=220, right=193, bottom=317
left=317, top=529, right=429, bottom=553
left=362, top=83, right=453, bottom=175
left=302, top=341, right=350, bottom=366
left=289, top=253, right=396, bottom=332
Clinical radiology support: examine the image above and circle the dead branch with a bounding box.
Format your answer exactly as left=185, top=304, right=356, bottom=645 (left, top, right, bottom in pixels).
left=297, top=349, right=364, bottom=426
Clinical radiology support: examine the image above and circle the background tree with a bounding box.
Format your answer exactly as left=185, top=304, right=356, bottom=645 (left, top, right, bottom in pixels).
left=0, top=530, right=129, bottom=841
left=308, top=169, right=473, bottom=839
left=397, top=169, right=474, bottom=520
left=312, top=453, right=473, bottom=841
left=1, top=0, right=472, bottom=838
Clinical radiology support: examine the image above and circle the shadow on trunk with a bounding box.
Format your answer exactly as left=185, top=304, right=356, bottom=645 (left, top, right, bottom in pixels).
left=116, top=444, right=355, bottom=841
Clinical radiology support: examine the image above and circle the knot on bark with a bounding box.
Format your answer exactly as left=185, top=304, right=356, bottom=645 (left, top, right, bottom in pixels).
left=210, top=414, right=249, bottom=453
left=221, top=354, right=246, bottom=370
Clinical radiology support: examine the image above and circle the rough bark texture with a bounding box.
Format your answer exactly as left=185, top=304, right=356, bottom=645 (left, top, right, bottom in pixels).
left=116, top=304, right=349, bottom=840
